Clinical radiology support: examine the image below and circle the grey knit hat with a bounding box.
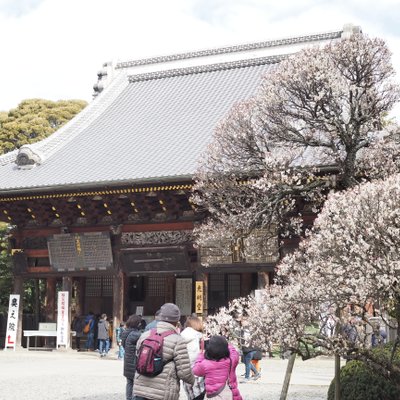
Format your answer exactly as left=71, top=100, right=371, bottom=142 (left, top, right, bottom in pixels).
left=158, top=303, right=181, bottom=323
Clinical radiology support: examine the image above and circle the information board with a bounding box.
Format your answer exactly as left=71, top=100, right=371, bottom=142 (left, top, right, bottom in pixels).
left=175, top=278, right=192, bottom=316
left=48, top=232, right=113, bottom=271
left=120, top=246, right=190, bottom=274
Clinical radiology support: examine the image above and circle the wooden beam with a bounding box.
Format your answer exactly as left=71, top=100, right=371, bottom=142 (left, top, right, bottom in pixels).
left=122, top=221, right=194, bottom=232
left=27, top=267, right=51, bottom=273
left=25, top=249, right=49, bottom=257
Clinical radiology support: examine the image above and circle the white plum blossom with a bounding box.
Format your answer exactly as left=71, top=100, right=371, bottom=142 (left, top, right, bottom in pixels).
left=193, top=34, right=400, bottom=261
left=205, top=174, right=400, bottom=375
left=198, top=34, right=400, bottom=380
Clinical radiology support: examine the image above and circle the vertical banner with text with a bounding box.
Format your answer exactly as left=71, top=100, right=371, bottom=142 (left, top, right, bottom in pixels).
left=5, top=294, right=20, bottom=350
left=195, top=281, right=204, bottom=315
left=56, top=291, right=69, bottom=348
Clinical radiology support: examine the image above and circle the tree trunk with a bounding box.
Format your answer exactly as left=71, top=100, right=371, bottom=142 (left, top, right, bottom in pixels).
left=335, top=354, right=341, bottom=400
left=342, top=149, right=357, bottom=189
left=280, top=352, right=296, bottom=400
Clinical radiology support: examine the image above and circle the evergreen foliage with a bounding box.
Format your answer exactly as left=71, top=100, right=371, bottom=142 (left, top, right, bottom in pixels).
left=327, top=350, right=400, bottom=400
left=0, top=98, right=87, bottom=154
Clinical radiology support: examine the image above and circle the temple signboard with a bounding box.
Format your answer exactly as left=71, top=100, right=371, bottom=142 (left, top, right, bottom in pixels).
left=120, top=246, right=190, bottom=274
left=48, top=232, right=113, bottom=271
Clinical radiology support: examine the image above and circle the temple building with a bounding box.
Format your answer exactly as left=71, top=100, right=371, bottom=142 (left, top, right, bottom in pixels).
left=0, top=24, right=359, bottom=347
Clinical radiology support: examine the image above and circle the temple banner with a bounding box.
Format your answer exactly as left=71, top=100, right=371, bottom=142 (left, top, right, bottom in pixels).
left=4, top=294, right=20, bottom=350
left=56, top=291, right=69, bottom=348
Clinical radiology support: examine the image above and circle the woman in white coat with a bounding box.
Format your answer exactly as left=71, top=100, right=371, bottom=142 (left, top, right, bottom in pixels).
left=181, top=316, right=205, bottom=400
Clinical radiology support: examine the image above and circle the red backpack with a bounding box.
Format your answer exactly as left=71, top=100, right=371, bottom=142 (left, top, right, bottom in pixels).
left=136, top=329, right=175, bottom=377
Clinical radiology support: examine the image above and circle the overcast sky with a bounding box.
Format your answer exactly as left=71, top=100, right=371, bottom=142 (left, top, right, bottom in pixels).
left=1, top=0, right=400, bottom=113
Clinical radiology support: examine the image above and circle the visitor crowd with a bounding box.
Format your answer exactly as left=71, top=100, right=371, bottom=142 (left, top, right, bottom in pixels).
left=72, top=303, right=266, bottom=400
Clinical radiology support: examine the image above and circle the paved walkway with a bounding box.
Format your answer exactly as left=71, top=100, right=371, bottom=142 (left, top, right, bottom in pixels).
left=0, top=349, right=334, bottom=400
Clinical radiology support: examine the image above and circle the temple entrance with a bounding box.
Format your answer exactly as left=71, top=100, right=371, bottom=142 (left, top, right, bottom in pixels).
left=83, top=276, right=113, bottom=316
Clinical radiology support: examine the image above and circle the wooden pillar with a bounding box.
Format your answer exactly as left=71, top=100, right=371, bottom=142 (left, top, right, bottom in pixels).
left=70, top=278, right=80, bottom=316
left=257, top=271, right=270, bottom=289
left=45, top=278, right=56, bottom=322
left=166, top=275, right=175, bottom=303
left=110, top=229, right=123, bottom=347
left=112, top=271, right=124, bottom=344
left=74, top=277, right=85, bottom=316
left=62, top=276, right=73, bottom=349
left=13, top=276, right=24, bottom=349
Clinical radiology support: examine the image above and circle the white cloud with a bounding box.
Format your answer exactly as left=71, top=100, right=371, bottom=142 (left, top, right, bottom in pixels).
left=0, top=0, right=42, bottom=17
left=0, top=0, right=399, bottom=117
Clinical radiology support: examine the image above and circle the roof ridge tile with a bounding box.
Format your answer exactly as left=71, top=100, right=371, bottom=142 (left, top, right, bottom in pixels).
left=128, top=54, right=286, bottom=83
left=117, top=30, right=342, bottom=69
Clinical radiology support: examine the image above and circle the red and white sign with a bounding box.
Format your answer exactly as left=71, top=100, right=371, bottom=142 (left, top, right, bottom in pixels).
left=5, top=294, right=20, bottom=350
left=56, top=291, right=69, bottom=348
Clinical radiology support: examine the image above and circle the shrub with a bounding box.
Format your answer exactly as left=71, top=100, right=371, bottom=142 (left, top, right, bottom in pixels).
left=327, top=358, right=400, bottom=400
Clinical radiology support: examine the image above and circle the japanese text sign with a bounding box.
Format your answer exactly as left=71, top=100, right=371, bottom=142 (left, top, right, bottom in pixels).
left=5, top=294, right=20, bottom=350
left=56, top=291, right=69, bottom=348
left=195, top=281, right=203, bottom=315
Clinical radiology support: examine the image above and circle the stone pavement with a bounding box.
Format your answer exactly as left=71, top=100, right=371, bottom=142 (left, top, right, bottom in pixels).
left=0, top=348, right=334, bottom=400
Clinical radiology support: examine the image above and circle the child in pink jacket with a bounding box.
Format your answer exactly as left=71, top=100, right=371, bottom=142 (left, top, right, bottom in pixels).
left=193, top=335, right=242, bottom=400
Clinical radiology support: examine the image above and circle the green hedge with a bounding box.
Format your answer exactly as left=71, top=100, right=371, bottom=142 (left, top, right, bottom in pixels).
left=327, top=344, right=400, bottom=400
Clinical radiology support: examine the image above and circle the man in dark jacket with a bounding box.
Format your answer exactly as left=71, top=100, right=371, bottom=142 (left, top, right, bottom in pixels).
left=121, top=314, right=142, bottom=400
left=84, top=311, right=96, bottom=351
left=71, top=314, right=84, bottom=351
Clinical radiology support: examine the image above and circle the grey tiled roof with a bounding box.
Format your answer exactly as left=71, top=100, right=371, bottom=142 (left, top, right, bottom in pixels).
left=0, top=27, right=349, bottom=194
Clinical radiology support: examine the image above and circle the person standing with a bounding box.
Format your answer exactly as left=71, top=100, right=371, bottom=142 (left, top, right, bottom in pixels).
left=116, top=321, right=126, bottom=360
left=121, top=315, right=142, bottom=400
left=84, top=311, right=96, bottom=351
left=133, top=303, right=195, bottom=400
left=97, top=313, right=110, bottom=357
left=180, top=316, right=205, bottom=400
left=192, top=335, right=242, bottom=400
left=241, top=347, right=261, bottom=382
left=239, top=320, right=261, bottom=383
left=71, top=314, right=84, bottom=351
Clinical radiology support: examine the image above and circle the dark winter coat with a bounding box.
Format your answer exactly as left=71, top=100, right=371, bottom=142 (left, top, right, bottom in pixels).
left=121, top=328, right=141, bottom=379
left=72, top=316, right=84, bottom=338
